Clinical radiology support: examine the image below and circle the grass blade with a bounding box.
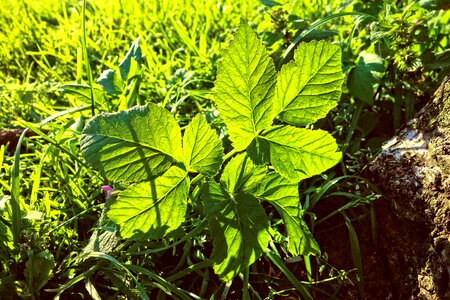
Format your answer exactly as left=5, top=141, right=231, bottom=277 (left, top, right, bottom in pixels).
left=265, top=241, right=313, bottom=300
left=10, top=129, right=28, bottom=246
left=81, top=0, right=96, bottom=116
left=279, top=12, right=376, bottom=66
left=341, top=212, right=365, bottom=298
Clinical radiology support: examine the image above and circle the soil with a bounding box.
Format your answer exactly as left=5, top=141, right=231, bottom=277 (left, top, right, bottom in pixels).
left=312, top=76, right=450, bottom=300
left=362, top=76, right=450, bottom=299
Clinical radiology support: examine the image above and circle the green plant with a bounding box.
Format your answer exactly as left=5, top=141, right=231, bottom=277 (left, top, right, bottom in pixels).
left=79, top=20, right=343, bottom=295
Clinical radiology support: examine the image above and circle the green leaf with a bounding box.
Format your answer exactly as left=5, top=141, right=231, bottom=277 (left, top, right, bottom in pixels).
left=182, top=115, right=223, bottom=177
left=0, top=195, right=7, bottom=218
left=260, top=126, right=341, bottom=182
left=220, top=153, right=266, bottom=195
left=83, top=200, right=120, bottom=255
left=59, top=84, right=107, bottom=105
left=0, top=218, right=13, bottom=245
left=119, top=37, right=143, bottom=81
left=203, top=182, right=269, bottom=281
left=257, top=173, right=320, bottom=256
left=274, top=40, right=343, bottom=126
left=24, top=250, right=56, bottom=295
left=214, top=20, right=277, bottom=151
left=97, top=69, right=124, bottom=95
left=108, top=165, right=189, bottom=240
left=201, top=154, right=270, bottom=281
left=347, top=51, right=385, bottom=105
left=80, top=104, right=182, bottom=182
left=247, top=137, right=271, bottom=165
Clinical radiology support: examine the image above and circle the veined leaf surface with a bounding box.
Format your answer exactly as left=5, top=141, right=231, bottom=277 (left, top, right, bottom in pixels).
left=257, top=173, right=320, bottom=256
left=214, top=21, right=276, bottom=151
left=203, top=181, right=269, bottom=281
left=80, top=104, right=182, bottom=182
left=261, top=126, right=341, bottom=182
left=220, top=153, right=266, bottom=195
left=108, top=165, right=189, bottom=240
left=182, top=115, right=223, bottom=177
left=202, top=154, right=269, bottom=281
left=275, top=40, right=343, bottom=126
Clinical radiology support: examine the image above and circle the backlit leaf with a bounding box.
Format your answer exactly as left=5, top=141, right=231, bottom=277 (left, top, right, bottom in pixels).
left=119, top=37, right=143, bottom=81
left=108, top=165, right=189, bottom=240
left=80, top=104, right=182, bottom=182
left=220, top=153, right=266, bottom=195
left=98, top=69, right=124, bottom=95
left=182, top=115, right=223, bottom=177
left=274, top=40, right=343, bottom=126
left=203, top=181, right=269, bottom=281
left=257, top=173, right=320, bottom=256
left=201, top=154, right=270, bottom=281
left=214, top=20, right=276, bottom=151
left=261, top=125, right=341, bottom=182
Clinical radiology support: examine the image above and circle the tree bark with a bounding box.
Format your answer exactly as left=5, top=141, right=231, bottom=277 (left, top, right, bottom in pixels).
left=366, top=76, right=450, bottom=299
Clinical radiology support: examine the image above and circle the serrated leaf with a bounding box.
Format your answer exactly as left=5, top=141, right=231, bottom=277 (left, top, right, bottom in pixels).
left=214, top=20, right=276, bottom=151
left=220, top=153, right=266, bottom=195
left=203, top=183, right=269, bottom=281
left=274, top=40, right=343, bottom=126
left=347, top=52, right=385, bottom=105
left=80, top=104, right=182, bottom=182
left=119, top=37, right=142, bottom=81
left=182, top=115, right=223, bottom=177
left=201, top=154, right=270, bottom=281
left=108, top=165, right=189, bottom=240
left=261, top=126, right=341, bottom=182
left=257, top=173, right=320, bottom=256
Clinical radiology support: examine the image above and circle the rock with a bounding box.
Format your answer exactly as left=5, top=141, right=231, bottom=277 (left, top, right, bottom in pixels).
left=366, top=76, right=450, bottom=299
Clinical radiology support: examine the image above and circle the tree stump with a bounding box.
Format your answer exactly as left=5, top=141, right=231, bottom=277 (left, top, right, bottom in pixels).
left=366, top=76, right=450, bottom=299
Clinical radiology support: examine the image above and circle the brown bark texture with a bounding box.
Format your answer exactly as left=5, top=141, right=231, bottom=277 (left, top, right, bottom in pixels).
left=366, top=76, right=450, bottom=299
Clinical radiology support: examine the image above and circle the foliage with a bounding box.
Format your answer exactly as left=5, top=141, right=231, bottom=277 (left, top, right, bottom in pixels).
left=1, top=0, right=448, bottom=298
left=79, top=21, right=342, bottom=286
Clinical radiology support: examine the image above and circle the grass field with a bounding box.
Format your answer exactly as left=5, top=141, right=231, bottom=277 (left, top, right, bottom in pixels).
left=1, top=0, right=449, bottom=298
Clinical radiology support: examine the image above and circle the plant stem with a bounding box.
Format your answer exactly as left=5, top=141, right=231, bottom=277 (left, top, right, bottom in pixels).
left=129, top=219, right=208, bottom=255
left=11, top=129, right=28, bottom=246
left=82, top=0, right=96, bottom=116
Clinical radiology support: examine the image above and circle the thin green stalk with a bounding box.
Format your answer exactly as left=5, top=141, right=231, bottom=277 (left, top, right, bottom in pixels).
left=82, top=0, right=96, bottom=116
left=265, top=240, right=313, bottom=300
left=165, top=260, right=212, bottom=282
left=11, top=129, right=28, bottom=246
left=342, top=212, right=365, bottom=299
left=279, top=12, right=377, bottom=67
left=15, top=119, right=103, bottom=181
left=48, top=202, right=101, bottom=234
left=127, top=263, right=202, bottom=300
left=303, top=255, right=313, bottom=282
left=344, top=100, right=364, bottom=152
left=129, top=219, right=207, bottom=255
left=220, top=281, right=232, bottom=300
left=242, top=267, right=250, bottom=300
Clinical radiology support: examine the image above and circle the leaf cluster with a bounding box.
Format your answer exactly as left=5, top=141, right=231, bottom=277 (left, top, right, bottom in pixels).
left=80, top=20, right=343, bottom=282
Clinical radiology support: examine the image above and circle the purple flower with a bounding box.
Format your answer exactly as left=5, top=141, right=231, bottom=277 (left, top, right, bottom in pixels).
left=101, top=185, right=115, bottom=199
